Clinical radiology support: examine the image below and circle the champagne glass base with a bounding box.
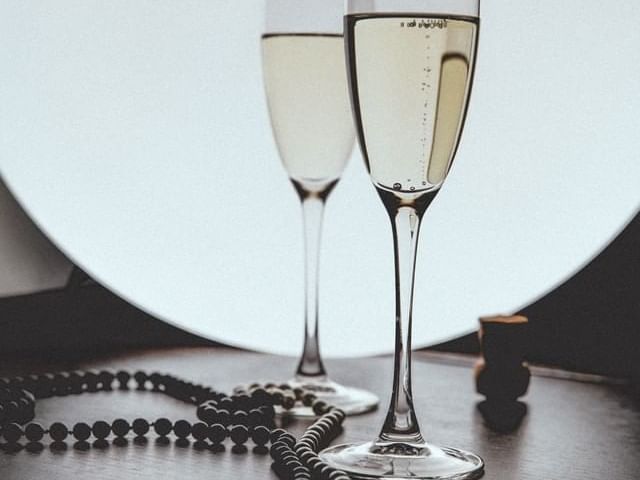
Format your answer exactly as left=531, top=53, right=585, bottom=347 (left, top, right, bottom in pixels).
left=278, top=378, right=379, bottom=417
left=320, top=441, right=484, bottom=480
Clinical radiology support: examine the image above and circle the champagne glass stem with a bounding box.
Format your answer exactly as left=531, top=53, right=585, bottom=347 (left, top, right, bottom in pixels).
left=378, top=202, right=427, bottom=446
left=295, top=188, right=329, bottom=379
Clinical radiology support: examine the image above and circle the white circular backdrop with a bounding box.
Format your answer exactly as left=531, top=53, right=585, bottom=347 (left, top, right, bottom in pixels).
left=1, top=0, right=638, bottom=357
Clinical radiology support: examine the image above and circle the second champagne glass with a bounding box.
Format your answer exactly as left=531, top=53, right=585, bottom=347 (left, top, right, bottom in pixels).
left=261, top=0, right=379, bottom=416
left=320, top=0, right=484, bottom=478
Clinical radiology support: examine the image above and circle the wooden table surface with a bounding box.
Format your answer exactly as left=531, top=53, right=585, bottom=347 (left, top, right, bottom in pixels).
left=1, top=347, right=639, bottom=480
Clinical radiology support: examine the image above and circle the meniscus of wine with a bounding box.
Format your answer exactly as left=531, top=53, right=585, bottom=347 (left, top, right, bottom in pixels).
left=345, top=15, right=478, bottom=201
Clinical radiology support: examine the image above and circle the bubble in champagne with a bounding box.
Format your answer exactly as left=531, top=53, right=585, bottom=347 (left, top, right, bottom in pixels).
left=393, top=183, right=402, bottom=190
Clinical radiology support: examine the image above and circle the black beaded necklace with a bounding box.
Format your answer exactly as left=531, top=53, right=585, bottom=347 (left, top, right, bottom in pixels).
left=0, top=370, right=350, bottom=480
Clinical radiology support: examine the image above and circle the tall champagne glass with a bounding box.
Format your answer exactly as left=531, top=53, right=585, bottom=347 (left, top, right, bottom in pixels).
left=261, top=0, right=379, bottom=416
left=320, top=0, right=484, bottom=477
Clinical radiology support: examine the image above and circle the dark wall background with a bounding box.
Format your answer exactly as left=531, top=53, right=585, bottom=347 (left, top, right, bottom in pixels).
left=1, top=197, right=639, bottom=380
left=432, top=209, right=640, bottom=380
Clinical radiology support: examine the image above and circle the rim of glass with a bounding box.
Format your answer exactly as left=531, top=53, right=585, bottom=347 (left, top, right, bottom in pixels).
left=264, top=0, right=344, bottom=35
left=346, top=0, right=480, bottom=17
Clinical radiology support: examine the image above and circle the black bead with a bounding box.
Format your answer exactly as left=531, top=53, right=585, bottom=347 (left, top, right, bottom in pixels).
left=8, top=376, right=25, bottom=388
left=302, top=393, right=317, bottom=406
left=5, top=400, right=20, bottom=422
left=236, top=393, right=251, bottom=409
left=24, top=423, right=45, bottom=442
left=315, top=417, right=334, bottom=428
left=198, top=405, right=219, bottom=425
left=281, top=452, right=299, bottom=466
left=200, top=398, right=219, bottom=408
left=271, top=439, right=288, bottom=450
left=133, top=371, right=148, bottom=390
left=196, top=403, right=211, bottom=422
left=69, top=372, right=85, bottom=394
left=270, top=428, right=287, bottom=443
left=250, top=425, right=270, bottom=446
left=98, top=371, right=115, bottom=390
left=72, top=422, right=92, bottom=441
left=30, top=374, right=51, bottom=399
left=153, top=418, right=172, bottom=437
left=298, top=449, right=316, bottom=463
left=208, top=423, right=227, bottom=444
left=259, top=405, right=276, bottom=421
left=191, top=422, right=208, bottom=441
left=229, top=425, right=249, bottom=445
left=149, top=373, right=163, bottom=391
left=305, top=429, right=323, bottom=441
left=281, top=394, right=296, bottom=410
left=21, top=387, right=35, bottom=401
left=312, top=400, right=329, bottom=415
left=92, top=420, right=111, bottom=439
left=16, top=398, right=35, bottom=424
left=218, top=397, right=233, bottom=410
left=330, top=409, right=346, bottom=420
left=250, top=388, right=272, bottom=405
left=2, top=422, right=23, bottom=443
left=312, top=423, right=330, bottom=437
left=297, top=439, right=315, bottom=451
left=328, top=471, right=348, bottom=480
left=271, top=390, right=284, bottom=405
left=292, top=465, right=309, bottom=476
left=270, top=441, right=289, bottom=460
left=301, top=439, right=318, bottom=450
left=49, top=422, right=69, bottom=442
left=233, top=410, right=248, bottom=426
left=216, top=409, right=231, bottom=426
left=84, top=371, right=99, bottom=392
left=295, top=442, right=313, bottom=453
left=116, top=371, right=131, bottom=389
left=52, top=373, right=71, bottom=396
left=173, top=420, right=191, bottom=438
left=280, top=433, right=296, bottom=447
left=112, top=419, right=130, bottom=437
left=0, top=387, right=12, bottom=401
left=132, top=418, right=150, bottom=436
left=247, top=409, right=263, bottom=428
left=307, top=456, right=323, bottom=469
left=287, top=462, right=305, bottom=474
left=319, top=465, right=333, bottom=480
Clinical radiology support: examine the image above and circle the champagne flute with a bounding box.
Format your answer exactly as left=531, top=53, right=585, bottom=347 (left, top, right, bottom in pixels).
left=261, top=0, right=379, bottom=416
left=320, top=0, right=484, bottom=477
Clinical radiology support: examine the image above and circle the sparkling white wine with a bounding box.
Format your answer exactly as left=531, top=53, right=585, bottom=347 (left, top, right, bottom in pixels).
left=345, top=16, right=478, bottom=197
left=262, top=34, right=355, bottom=192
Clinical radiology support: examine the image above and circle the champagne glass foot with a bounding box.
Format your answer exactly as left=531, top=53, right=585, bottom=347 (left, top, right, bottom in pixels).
left=279, top=378, right=379, bottom=417
left=320, top=441, right=484, bottom=480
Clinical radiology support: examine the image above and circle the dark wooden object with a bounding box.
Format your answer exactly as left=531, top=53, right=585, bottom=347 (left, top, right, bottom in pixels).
left=475, top=315, right=531, bottom=402
left=1, top=347, right=639, bottom=480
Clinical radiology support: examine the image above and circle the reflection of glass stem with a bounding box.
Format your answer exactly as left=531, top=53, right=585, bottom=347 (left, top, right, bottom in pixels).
left=294, top=182, right=333, bottom=380
left=375, top=190, right=437, bottom=450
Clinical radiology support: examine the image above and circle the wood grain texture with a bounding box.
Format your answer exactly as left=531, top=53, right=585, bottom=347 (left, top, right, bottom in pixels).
left=1, top=347, right=639, bottom=480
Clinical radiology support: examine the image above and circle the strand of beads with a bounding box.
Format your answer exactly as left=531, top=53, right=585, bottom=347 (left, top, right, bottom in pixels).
left=239, top=383, right=350, bottom=480
left=270, top=410, right=349, bottom=480
left=0, top=371, right=274, bottom=452
left=1, top=371, right=354, bottom=480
